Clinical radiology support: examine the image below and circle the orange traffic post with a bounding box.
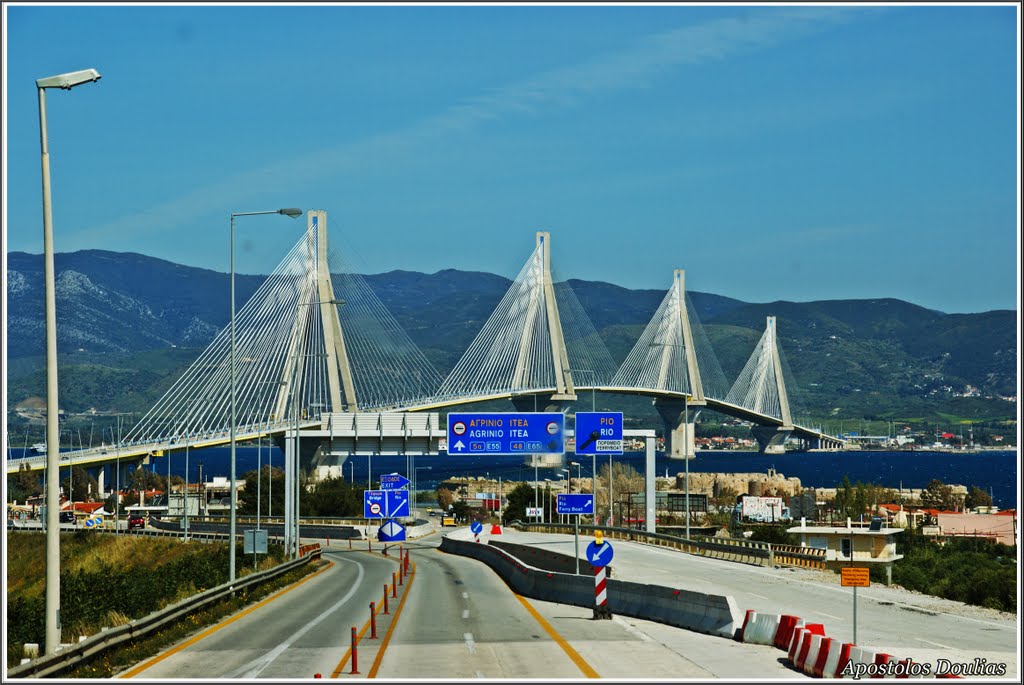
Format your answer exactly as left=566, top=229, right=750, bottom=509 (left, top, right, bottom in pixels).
left=383, top=586, right=390, bottom=615
left=392, top=572, right=398, bottom=598
left=350, top=626, right=359, bottom=674
left=369, top=602, right=377, bottom=639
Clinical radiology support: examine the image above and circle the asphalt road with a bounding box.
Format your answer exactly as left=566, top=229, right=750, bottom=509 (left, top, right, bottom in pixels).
left=118, top=527, right=806, bottom=679
left=491, top=528, right=1019, bottom=676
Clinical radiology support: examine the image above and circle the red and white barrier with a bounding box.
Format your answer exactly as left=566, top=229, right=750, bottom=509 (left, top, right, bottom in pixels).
left=774, top=615, right=804, bottom=651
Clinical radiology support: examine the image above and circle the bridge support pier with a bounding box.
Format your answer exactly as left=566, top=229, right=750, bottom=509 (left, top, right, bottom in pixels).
left=751, top=426, right=792, bottom=455
left=512, top=395, right=573, bottom=468
left=653, top=398, right=701, bottom=460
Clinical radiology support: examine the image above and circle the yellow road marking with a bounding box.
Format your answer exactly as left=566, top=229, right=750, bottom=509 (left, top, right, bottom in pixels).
left=120, top=561, right=333, bottom=678
left=514, top=593, right=600, bottom=678
left=331, top=560, right=416, bottom=678
left=367, top=561, right=416, bottom=678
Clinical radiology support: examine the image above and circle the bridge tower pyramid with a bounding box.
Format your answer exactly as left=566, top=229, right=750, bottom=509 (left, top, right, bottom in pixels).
left=749, top=315, right=794, bottom=454
left=652, top=270, right=707, bottom=460
left=510, top=231, right=577, bottom=467
left=273, top=210, right=358, bottom=422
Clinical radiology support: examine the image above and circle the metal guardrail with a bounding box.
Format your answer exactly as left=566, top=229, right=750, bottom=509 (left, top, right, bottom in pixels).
left=510, top=523, right=826, bottom=569
left=6, top=547, right=322, bottom=679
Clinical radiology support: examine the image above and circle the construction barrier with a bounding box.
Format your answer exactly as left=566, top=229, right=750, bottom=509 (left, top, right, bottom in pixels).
left=790, top=624, right=825, bottom=667
left=739, top=610, right=782, bottom=646
left=774, top=614, right=804, bottom=651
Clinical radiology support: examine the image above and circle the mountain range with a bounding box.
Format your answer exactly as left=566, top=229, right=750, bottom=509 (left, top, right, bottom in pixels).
left=5, top=250, right=1017, bottom=428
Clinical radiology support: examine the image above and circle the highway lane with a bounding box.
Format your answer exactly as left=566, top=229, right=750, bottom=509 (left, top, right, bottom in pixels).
left=372, top=533, right=806, bottom=679
left=120, top=530, right=806, bottom=679
left=122, top=549, right=400, bottom=679
left=491, top=529, right=1018, bottom=674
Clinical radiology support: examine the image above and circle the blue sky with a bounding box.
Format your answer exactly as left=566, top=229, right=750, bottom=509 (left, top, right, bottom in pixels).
left=3, top=3, right=1019, bottom=314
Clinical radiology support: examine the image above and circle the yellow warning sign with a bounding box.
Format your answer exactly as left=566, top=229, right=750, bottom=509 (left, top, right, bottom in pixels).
left=841, top=567, right=870, bottom=587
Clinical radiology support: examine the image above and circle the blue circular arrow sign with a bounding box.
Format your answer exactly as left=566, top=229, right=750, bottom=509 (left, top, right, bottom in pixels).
left=470, top=520, right=483, bottom=534
left=586, top=540, right=614, bottom=567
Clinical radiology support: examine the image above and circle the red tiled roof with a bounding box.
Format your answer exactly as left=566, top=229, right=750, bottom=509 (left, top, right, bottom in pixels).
left=995, top=509, right=1017, bottom=516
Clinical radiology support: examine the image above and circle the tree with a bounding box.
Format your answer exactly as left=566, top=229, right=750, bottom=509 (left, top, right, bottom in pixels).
left=964, top=485, right=993, bottom=511
left=436, top=487, right=455, bottom=512
left=920, top=479, right=958, bottom=511
left=302, top=476, right=362, bottom=517
left=502, top=483, right=535, bottom=524
left=60, top=466, right=99, bottom=503
left=8, top=464, right=41, bottom=503
left=239, top=466, right=286, bottom=515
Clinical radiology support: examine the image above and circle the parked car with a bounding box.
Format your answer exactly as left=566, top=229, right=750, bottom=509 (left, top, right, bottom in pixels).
left=59, top=511, right=76, bottom=524
left=127, top=514, right=146, bottom=529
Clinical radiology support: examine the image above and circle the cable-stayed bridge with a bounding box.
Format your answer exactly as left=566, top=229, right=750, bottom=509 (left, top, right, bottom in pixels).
left=6, top=211, right=844, bottom=479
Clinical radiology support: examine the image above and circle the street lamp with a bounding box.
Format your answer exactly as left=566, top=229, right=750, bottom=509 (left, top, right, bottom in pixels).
left=37, top=66, right=101, bottom=657
left=230, top=207, right=302, bottom=583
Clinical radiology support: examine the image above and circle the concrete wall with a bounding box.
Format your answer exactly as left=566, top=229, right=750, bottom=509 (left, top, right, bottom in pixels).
left=440, top=533, right=741, bottom=639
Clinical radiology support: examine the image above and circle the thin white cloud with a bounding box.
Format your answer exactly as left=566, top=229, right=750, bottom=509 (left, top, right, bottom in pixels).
left=74, top=7, right=855, bottom=248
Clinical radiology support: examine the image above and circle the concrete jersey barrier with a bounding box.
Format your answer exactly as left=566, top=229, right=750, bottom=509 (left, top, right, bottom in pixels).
left=439, top=534, right=741, bottom=639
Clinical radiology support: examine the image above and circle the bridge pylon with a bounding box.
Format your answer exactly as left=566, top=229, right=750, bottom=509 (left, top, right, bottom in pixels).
left=727, top=316, right=795, bottom=454
left=648, top=270, right=706, bottom=460
left=273, top=210, right=358, bottom=423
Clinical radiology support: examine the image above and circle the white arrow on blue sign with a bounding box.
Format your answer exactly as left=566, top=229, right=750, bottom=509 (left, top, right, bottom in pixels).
left=470, top=520, right=483, bottom=535
left=378, top=521, right=406, bottom=542
left=364, top=489, right=411, bottom=518
left=556, top=493, right=594, bottom=515
left=586, top=540, right=614, bottom=567
left=380, top=473, right=411, bottom=490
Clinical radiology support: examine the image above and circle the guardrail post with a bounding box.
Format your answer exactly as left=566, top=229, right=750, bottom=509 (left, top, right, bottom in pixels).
left=768, top=543, right=775, bottom=568
left=350, top=626, right=359, bottom=674
left=369, top=602, right=377, bottom=639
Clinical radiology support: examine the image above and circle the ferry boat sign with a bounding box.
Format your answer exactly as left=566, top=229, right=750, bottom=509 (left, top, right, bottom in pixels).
left=447, top=412, right=565, bottom=455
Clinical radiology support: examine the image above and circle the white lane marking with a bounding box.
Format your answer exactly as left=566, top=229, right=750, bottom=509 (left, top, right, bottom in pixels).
left=226, top=555, right=364, bottom=679
left=464, top=632, right=476, bottom=654
left=462, top=609, right=470, bottom=619
left=612, top=616, right=653, bottom=642
left=814, top=611, right=841, bottom=620
left=747, top=592, right=769, bottom=600
left=475, top=671, right=486, bottom=678
left=462, top=592, right=469, bottom=599
left=916, top=637, right=954, bottom=649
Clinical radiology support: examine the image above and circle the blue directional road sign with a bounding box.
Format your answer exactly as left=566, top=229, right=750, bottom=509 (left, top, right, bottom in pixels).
left=574, top=412, right=624, bottom=455
left=363, top=489, right=411, bottom=519
left=447, top=412, right=565, bottom=455
left=586, top=540, right=614, bottom=567
left=380, top=473, right=411, bottom=490
left=470, top=520, right=483, bottom=535
left=378, top=521, right=407, bottom=542
left=556, top=493, right=595, bottom=515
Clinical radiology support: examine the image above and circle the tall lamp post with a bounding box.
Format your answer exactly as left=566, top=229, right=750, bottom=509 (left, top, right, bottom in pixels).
left=37, top=66, right=101, bottom=656
left=230, top=208, right=302, bottom=583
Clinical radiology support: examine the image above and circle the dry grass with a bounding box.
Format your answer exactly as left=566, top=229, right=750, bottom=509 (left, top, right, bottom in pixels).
left=5, top=532, right=209, bottom=598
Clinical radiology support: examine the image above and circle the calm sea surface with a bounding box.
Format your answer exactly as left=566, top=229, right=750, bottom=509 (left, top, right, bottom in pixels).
left=32, top=446, right=1017, bottom=509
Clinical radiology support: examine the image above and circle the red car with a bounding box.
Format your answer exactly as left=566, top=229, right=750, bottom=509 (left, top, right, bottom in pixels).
left=127, top=514, right=146, bottom=529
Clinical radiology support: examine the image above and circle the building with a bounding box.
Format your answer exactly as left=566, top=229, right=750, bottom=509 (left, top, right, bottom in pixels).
left=787, top=517, right=904, bottom=585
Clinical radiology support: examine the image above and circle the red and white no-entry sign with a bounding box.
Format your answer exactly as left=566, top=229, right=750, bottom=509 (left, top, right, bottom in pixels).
left=369, top=503, right=382, bottom=515
left=546, top=421, right=559, bottom=435
left=452, top=421, right=467, bottom=435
